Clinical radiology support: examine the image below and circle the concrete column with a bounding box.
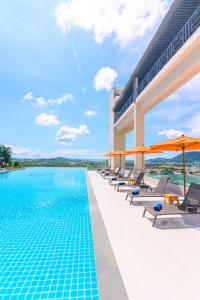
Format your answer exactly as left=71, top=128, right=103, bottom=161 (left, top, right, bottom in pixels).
left=133, top=76, right=144, bottom=170
left=112, top=129, right=126, bottom=169
left=134, top=102, right=144, bottom=170
left=109, top=88, right=125, bottom=169
left=109, top=89, right=115, bottom=170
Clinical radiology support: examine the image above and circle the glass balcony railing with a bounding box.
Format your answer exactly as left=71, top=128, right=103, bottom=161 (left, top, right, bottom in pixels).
left=148, top=173, right=200, bottom=187
left=114, top=5, right=200, bottom=124
left=137, top=5, right=200, bottom=95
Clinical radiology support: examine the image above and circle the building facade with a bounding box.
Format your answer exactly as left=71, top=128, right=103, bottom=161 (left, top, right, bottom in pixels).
left=109, top=0, right=200, bottom=169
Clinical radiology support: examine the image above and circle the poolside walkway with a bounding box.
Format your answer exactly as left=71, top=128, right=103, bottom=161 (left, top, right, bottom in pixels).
left=88, top=171, right=200, bottom=300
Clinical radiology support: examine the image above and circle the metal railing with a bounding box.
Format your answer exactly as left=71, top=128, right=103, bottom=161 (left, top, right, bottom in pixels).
left=137, top=5, right=200, bottom=95
left=114, top=5, right=200, bottom=123
left=114, top=92, right=134, bottom=123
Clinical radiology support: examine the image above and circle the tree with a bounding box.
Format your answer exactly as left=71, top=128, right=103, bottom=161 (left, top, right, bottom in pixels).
left=13, top=161, right=21, bottom=168
left=0, top=145, right=12, bottom=165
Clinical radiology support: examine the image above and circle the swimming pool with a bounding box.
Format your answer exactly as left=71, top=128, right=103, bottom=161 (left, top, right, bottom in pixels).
left=0, top=168, right=99, bottom=300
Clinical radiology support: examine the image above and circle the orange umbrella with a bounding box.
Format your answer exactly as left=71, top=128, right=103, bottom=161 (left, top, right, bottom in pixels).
left=103, top=152, right=119, bottom=167
left=103, top=151, right=127, bottom=156
left=103, top=151, right=127, bottom=168
left=150, top=134, right=200, bottom=195
left=103, top=152, right=112, bottom=168
left=123, top=146, right=162, bottom=170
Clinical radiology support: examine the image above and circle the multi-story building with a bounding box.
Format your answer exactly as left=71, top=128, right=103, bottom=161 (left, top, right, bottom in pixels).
left=109, top=0, right=200, bottom=169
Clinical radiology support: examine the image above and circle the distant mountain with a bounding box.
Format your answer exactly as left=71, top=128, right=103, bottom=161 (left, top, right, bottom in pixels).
left=146, top=157, right=168, bottom=163
left=146, top=151, right=200, bottom=164
left=13, top=157, right=105, bottom=167
left=15, top=157, right=82, bottom=163
left=170, top=151, right=200, bottom=163
left=14, top=151, right=200, bottom=165
left=36, top=157, right=78, bottom=162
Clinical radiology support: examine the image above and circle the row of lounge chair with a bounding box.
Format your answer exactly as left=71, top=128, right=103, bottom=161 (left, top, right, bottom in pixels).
left=97, top=166, right=200, bottom=227
left=98, top=166, right=168, bottom=202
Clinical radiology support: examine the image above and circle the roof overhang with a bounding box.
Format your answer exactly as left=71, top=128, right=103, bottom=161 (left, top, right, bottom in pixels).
left=113, top=0, right=200, bottom=112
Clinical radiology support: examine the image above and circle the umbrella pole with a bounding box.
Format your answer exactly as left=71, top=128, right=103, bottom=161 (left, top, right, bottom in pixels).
left=120, top=154, right=121, bottom=169
left=182, top=146, right=186, bottom=196
left=142, top=152, right=144, bottom=171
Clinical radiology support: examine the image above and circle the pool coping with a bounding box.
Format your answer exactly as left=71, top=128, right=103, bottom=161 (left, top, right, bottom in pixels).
left=86, top=173, right=129, bottom=300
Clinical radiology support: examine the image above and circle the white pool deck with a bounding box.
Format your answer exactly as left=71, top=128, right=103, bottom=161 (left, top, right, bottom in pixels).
left=88, top=171, right=200, bottom=300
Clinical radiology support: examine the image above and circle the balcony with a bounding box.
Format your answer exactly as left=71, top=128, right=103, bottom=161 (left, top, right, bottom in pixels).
left=114, top=4, right=200, bottom=124
left=137, top=4, right=200, bottom=95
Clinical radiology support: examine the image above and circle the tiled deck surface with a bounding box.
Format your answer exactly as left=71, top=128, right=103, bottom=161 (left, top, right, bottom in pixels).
left=88, top=171, right=200, bottom=300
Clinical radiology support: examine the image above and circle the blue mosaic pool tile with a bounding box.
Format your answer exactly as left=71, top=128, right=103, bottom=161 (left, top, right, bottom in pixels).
left=0, top=168, right=99, bottom=299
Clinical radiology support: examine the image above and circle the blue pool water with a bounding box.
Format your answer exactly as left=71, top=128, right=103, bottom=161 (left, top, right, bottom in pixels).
left=0, top=168, right=99, bottom=300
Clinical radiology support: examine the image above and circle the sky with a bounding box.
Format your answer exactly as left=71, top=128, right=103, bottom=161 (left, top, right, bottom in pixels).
left=0, top=0, right=200, bottom=159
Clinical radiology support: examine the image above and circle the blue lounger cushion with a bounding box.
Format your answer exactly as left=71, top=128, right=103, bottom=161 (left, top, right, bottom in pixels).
left=112, top=178, right=117, bottom=181
left=131, top=190, right=140, bottom=195
left=119, top=182, right=126, bottom=185
left=154, top=203, right=163, bottom=211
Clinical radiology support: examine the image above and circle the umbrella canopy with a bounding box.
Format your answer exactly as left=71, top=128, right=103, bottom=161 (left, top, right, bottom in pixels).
left=150, top=135, right=200, bottom=151
left=103, top=151, right=127, bottom=157
left=103, top=151, right=127, bottom=168
left=150, top=135, right=200, bottom=195
left=123, top=146, right=162, bottom=170
left=124, top=146, right=162, bottom=155
left=104, top=150, right=126, bottom=167
left=103, top=153, right=112, bottom=168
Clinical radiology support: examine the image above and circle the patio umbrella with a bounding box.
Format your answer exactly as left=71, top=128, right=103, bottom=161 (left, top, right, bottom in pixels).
left=103, top=153, right=112, bottom=168
left=123, top=146, right=162, bottom=170
left=150, top=134, right=200, bottom=195
left=103, top=150, right=127, bottom=168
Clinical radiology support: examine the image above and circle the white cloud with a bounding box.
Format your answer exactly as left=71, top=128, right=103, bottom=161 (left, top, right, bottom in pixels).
left=55, top=148, right=99, bottom=158
left=55, top=0, right=169, bottom=47
left=170, top=74, right=200, bottom=103
left=47, top=94, right=73, bottom=105
left=182, top=74, right=200, bottom=102
left=165, top=93, right=181, bottom=102
left=35, top=113, right=60, bottom=126
left=22, top=92, right=73, bottom=106
left=94, top=67, right=117, bottom=91
left=71, top=39, right=82, bottom=73
left=158, top=129, right=183, bottom=139
left=23, top=91, right=34, bottom=102
left=36, top=97, right=46, bottom=107
left=187, top=112, right=200, bottom=135
left=85, top=110, right=97, bottom=116
left=56, top=125, right=90, bottom=143
left=7, top=145, right=32, bottom=156
left=6, top=145, right=104, bottom=159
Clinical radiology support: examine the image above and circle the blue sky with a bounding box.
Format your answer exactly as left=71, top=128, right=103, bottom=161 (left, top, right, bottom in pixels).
left=0, top=0, right=200, bottom=159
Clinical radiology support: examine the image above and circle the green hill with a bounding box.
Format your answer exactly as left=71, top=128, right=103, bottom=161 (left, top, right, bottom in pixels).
left=147, top=151, right=200, bottom=164
left=14, top=151, right=200, bottom=167
left=170, top=151, right=200, bottom=163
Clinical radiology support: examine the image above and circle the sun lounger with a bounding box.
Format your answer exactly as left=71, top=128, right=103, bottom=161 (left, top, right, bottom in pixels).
left=126, top=176, right=169, bottom=205
left=97, top=165, right=111, bottom=174
left=101, top=166, right=117, bottom=177
left=109, top=169, right=133, bottom=185
left=143, top=182, right=200, bottom=227
left=103, top=167, right=121, bottom=178
left=116, top=172, right=145, bottom=191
